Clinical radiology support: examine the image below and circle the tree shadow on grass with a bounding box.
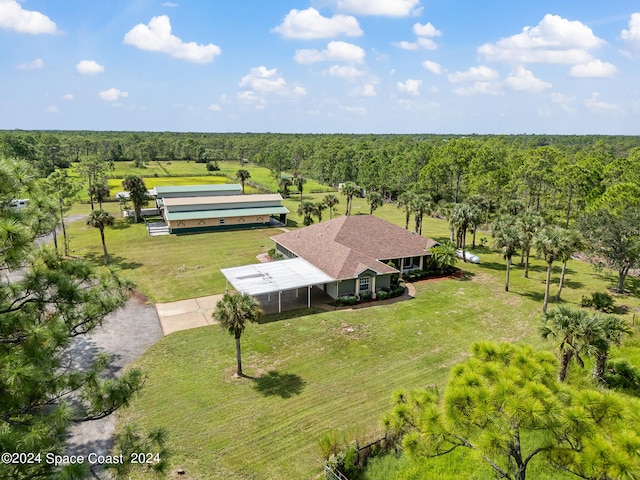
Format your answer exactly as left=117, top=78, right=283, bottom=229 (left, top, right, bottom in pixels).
left=252, top=370, right=305, bottom=399
left=83, top=253, right=143, bottom=270
left=477, top=261, right=508, bottom=272
left=562, top=279, right=585, bottom=290
left=518, top=291, right=546, bottom=303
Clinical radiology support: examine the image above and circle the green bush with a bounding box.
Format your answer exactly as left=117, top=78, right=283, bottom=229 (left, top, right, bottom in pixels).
left=360, top=291, right=373, bottom=302
left=206, top=161, right=220, bottom=171
left=267, top=247, right=283, bottom=260
left=580, top=291, right=615, bottom=312
left=389, top=286, right=405, bottom=298
left=336, top=295, right=358, bottom=306
left=376, top=290, right=389, bottom=301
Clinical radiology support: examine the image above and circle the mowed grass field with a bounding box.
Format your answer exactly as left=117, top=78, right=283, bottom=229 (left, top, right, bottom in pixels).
left=70, top=159, right=334, bottom=201
left=62, top=180, right=640, bottom=479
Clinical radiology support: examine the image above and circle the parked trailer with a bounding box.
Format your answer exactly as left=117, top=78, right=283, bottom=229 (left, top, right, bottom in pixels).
left=456, top=249, right=480, bottom=264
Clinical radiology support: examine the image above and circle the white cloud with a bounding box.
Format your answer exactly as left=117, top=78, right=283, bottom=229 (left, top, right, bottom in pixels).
left=325, top=65, right=364, bottom=78
left=63, top=94, right=74, bottom=100
left=448, top=65, right=499, bottom=83
left=46, top=105, right=59, bottom=113
left=621, top=13, right=640, bottom=43
left=569, top=60, right=617, bottom=78
left=273, top=8, right=362, bottom=39
left=413, top=22, right=441, bottom=38
left=422, top=60, right=442, bottom=75
left=339, top=105, right=367, bottom=115
left=99, top=88, right=128, bottom=102
left=76, top=60, right=105, bottom=75
left=584, top=92, right=617, bottom=113
left=394, top=37, right=437, bottom=50
left=453, top=82, right=501, bottom=96
left=294, top=41, right=365, bottom=64
left=397, top=79, right=422, bottom=95
left=550, top=92, right=575, bottom=112
left=355, top=83, right=377, bottom=97
left=237, top=66, right=306, bottom=107
left=162, top=2, right=178, bottom=7
left=237, top=90, right=266, bottom=108
left=208, top=104, right=221, bottom=111
left=123, top=15, right=221, bottom=63
left=17, top=58, right=44, bottom=70
left=0, top=0, right=57, bottom=34
left=478, top=14, right=604, bottom=65
left=336, top=0, right=421, bottom=17
left=394, top=21, right=441, bottom=50
left=240, top=66, right=286, bottom=92
left=504, top=66, right=551, bottom=92
left=449, top=66, right=501, bottom=96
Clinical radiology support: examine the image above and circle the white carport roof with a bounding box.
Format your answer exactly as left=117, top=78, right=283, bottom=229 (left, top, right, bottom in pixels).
left=220, top=258, right=334, bottom=296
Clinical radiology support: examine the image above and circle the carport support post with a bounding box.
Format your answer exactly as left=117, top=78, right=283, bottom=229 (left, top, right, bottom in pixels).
left=278, top=291, right=282, bottom=313
left=307, top=286, right=311, bottom=308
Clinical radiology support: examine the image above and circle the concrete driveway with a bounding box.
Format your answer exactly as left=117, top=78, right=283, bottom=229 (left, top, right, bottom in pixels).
left=155, top=294, right=222, bottom=335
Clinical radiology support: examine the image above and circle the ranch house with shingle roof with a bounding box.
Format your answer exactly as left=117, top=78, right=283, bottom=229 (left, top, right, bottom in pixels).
left=271, top=215, right=437, bottom=299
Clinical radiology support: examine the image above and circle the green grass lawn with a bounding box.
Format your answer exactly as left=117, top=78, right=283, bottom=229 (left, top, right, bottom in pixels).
left=120, top=276, right=550, bottom=479
left=62, top=194, right=640, bottom=479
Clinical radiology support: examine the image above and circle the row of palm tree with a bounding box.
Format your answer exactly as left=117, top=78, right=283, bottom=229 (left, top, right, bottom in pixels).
left=297, top=194, right=341, bottom=226
left=492, top=211, right=582, bottom=312
left=396, top=191, right=433, bottom=235
left=541, top=306, right=631, bottom=384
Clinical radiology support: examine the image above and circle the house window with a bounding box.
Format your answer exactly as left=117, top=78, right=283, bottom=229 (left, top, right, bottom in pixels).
left=219, top=219, right=225, bottom=225
left=359, top=277, right=371, bottom=292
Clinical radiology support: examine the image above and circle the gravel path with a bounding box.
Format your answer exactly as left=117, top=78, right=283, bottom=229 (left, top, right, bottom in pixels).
left=66, top=293, right=163, bottom=460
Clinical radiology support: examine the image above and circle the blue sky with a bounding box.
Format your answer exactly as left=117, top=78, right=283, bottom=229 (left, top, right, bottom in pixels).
left=2, top=0, right=640, bottom=134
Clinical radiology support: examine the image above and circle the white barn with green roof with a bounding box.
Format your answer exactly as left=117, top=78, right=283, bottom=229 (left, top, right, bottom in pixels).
left=154, top=184, right=289, bottom=234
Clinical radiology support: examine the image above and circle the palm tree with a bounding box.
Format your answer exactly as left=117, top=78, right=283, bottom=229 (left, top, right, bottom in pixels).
left=88, top=179, right=110, bottom=210
left=555, top=229, right=582, bottom=301
left=121, top=175, right=149, bottom=223
left=396, top=191, right=416, bottom=230
left=516, top=211, right=544, bottom=278
left=323, top=194, right=339, bottom=220
left=535, top=226, right=571, bottom=313
left=236, top=169, right=251, bottom=194
left=297, top=200, right=316, bottom=226
left=430, top=240, right=458, bottom=274
left=411, top=194, right=431, bottom=235
left=467, top=194, right=487, bottom=248
left=590, top=314, right=632, bottom=385
left=314, top=201, right=327, bottom=222
left=492, top=215, right=521, bottom=292
left=540, top=306, right=591, bottom=382
left=341, top=182, right=360, bottom=216
left=278, top=177, right=292, bottom=198
left=450, top=203, right=479, bottom=262
left=367, top=191, right=384, bottom=215
left=213, top=291, right=263, bottom=377
left=87, top=209, right=115, bottom=264
left=293, top=175, right=306, bottom=203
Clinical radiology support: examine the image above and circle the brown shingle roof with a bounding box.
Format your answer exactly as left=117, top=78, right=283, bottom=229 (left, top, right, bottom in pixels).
left=271, top=215, right=437, bottom=280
